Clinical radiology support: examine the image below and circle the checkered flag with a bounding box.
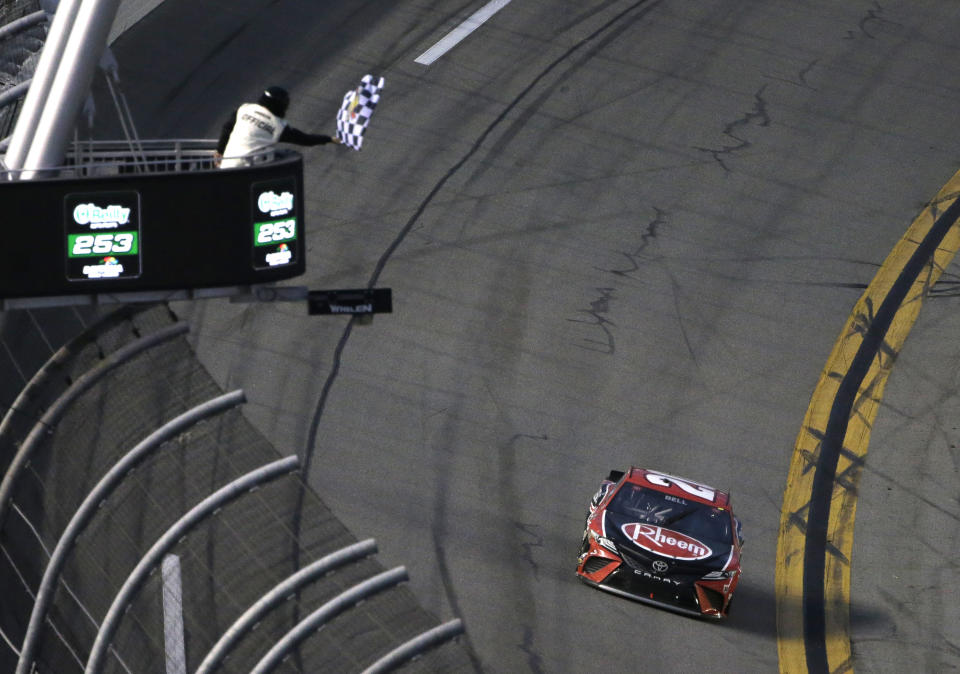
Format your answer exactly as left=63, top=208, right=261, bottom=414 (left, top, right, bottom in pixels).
left=336, top=74, right=385, bottom=151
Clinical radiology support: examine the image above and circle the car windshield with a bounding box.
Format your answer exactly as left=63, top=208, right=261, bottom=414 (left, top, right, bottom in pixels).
left=608, top=484, right=732, bottom=544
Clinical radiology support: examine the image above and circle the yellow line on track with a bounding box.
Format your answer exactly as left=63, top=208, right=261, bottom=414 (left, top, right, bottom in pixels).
left=776, top=172, right=960, bottom=674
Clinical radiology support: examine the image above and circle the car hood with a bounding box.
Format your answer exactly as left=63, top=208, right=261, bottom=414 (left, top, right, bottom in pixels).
left=604, top=511, right=733, bottom=569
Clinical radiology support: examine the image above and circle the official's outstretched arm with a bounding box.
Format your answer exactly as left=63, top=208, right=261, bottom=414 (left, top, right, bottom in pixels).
left=280, top=126, right=340, bottom=146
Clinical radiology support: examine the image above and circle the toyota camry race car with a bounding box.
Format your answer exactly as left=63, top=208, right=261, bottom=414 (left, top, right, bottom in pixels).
left=576, top=467, right=742, bottom=619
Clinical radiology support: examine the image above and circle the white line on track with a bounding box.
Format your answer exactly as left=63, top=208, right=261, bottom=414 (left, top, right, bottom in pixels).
left=414, top=0, right=514, bottom=65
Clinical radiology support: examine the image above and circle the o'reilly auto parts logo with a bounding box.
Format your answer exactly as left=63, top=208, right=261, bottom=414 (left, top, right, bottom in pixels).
left=72, top=202, right=131, bottom=227
left=620, top=523, right=712, bottom=560
left=257, top=190, right=294, bottom=216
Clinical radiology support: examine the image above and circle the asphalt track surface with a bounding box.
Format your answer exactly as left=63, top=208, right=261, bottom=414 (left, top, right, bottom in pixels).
left=95, top=0, right=960, bottom=671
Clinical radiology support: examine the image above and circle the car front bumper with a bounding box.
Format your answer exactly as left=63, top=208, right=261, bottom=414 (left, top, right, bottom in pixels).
left=577, top=548, right=732, bottom=618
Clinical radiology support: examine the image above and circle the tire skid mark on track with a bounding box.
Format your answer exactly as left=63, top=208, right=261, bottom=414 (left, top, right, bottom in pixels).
left=471, top=0, right=659, bottom=178
left=776, top=174, right=960, bottom=673
left=292, top=0, right=662, bottom=592
left=293, top=0, right=664, bottom=667
left=432, top=533, right=485, bottom=673
left=519, top=624, right=546, bottom=674
left=430, top=411, right=486, bottom=673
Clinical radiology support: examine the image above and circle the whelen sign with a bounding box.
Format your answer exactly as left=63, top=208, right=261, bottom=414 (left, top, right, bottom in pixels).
left=0, top=152, right=305, bottom=305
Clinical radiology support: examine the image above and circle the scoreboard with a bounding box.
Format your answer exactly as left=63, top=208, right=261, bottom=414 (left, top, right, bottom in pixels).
left=0, top=152, right=305, bottom=303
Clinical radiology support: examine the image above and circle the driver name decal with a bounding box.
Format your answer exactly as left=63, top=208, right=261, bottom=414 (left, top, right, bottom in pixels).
left=620, top=523, right=712, bottom=560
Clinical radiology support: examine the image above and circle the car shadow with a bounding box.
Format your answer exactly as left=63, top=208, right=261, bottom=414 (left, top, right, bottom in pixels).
left=724, top=580, right=891, bottom=640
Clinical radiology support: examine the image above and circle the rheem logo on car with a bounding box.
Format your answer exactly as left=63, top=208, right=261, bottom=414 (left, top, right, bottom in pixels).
left=620, top=523, right=712, bottom=560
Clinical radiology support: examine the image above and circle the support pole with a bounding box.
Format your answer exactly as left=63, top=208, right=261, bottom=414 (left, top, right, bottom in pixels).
left=160, top=555, right=186, bottom=674
left=21, top=0, right=124, bottom=178
left=3, top=0, right=83, bottom=174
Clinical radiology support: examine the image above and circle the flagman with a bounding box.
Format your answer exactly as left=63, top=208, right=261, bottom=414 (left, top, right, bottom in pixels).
left=215, top=86, right=340, bottom=168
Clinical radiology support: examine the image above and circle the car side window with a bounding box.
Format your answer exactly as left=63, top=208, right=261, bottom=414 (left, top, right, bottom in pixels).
left=591, top=481, right=614, bottom=509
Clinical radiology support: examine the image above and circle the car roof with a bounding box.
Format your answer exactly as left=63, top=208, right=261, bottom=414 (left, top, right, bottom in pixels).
left=622, top=467, right=730, bottom=508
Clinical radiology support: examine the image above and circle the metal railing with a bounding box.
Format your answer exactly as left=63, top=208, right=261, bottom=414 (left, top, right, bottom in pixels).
left=15, top=391, right=247, bottom=674
left=195, top=539, right=379, bottom=674
left=0, top=9, right=47, bottom=43
left=1, top=138, right=290, bottom=179
left=85, top=455, right=302, bottom=674
left=0, top=322, right=191, bottom=531
left=0, top=8, right=50, bottom=138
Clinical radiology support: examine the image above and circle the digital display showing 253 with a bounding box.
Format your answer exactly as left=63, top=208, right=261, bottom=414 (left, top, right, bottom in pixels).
left=252, top=178, right=298, bottom=270
left=64, top=191, right=141, bottom=281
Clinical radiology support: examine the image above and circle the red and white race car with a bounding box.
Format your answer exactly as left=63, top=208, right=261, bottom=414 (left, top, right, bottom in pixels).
left=576, top=467, right=743, bottom=618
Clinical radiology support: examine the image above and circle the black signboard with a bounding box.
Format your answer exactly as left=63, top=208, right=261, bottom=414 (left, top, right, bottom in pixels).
left=0, top=151, right=305, bottom=302
left=307, top=288, right=393, bottom=315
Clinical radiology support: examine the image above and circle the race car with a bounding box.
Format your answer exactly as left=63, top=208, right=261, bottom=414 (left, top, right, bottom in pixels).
left=576, top=467, right=742, bottom=619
